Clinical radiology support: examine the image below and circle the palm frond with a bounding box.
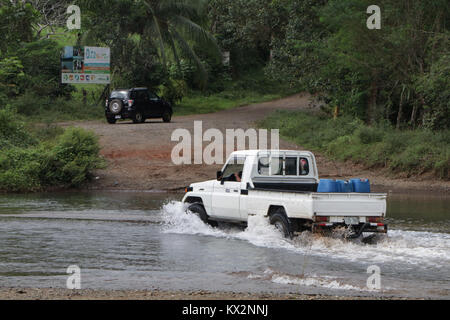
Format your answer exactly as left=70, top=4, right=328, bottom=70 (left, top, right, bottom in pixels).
left=171, top=28, right=208, bottom=88
left=170, top=15, right=221, bottom=60
left=166, top=30, right=182, bottom=73
left=143, top=0, right=167, bottom=67
left=158, top=0, right=207, bottom=18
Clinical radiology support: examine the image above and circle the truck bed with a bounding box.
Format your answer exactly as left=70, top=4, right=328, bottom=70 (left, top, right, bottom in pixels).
left=246, top=188, right=387, bottom=220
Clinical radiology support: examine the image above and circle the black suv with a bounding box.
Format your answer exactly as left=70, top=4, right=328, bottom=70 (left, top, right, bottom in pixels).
left=105, top=88, right=173, bottom=124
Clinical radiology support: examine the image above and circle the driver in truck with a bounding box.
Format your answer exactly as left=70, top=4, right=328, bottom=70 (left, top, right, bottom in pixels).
left=227, top=171, right=242, bottom=182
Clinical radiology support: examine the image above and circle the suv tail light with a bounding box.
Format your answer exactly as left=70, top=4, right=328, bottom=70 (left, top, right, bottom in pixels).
left=128, top=100, right=134, bottom=106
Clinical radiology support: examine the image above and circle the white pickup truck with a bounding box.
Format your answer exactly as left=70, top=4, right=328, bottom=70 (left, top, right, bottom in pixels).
left=182, top=150, right=387, bottom=238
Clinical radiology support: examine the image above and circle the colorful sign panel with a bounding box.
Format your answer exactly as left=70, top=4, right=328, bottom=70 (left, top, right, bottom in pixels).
left=61, top=46, right=110, bottom=84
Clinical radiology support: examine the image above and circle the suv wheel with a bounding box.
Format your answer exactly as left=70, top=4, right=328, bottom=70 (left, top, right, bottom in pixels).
left=106, top=117, right=116, bottom=124
left=162, top=111, right=172, bottom=123
left=109, top=99, right=123, bottom=114
left=133, top=111, right=145, bottom=124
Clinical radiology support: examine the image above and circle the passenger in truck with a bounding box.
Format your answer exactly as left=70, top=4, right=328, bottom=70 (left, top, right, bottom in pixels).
left=300, top=158, right=309, bottom=175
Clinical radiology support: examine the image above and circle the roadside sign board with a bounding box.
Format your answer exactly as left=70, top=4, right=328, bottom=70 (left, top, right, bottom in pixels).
left=61, top=46, right=110, bottom=84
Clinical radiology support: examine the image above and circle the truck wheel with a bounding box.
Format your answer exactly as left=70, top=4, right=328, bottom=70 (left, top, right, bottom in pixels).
left=270, top=209, right=293, bottom=239
left=133, top=111, right=145, bottom=123
left=187, top=203, right=218, bottom=227
left=162, top=111, right=172, bottom=123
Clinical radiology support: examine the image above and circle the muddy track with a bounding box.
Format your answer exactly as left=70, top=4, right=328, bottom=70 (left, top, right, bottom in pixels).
left=62, top=93, right=449, bottom=194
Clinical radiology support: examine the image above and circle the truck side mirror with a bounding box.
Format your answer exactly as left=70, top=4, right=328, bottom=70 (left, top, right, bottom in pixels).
left=216, top=171, right=223, bottom=181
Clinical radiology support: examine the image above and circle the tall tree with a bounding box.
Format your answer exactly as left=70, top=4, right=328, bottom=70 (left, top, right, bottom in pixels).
left=79, top=0, right=220, bottom=88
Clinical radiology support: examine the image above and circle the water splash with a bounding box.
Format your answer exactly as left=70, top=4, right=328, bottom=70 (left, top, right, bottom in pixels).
left=160, top=201, right=450, bottom=269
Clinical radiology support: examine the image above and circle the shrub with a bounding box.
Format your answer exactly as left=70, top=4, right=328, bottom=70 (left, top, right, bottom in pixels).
left=0, top=107, right=36, bottom=149
left=356, top=126, right=384, bottom=144
left=41, top=127, right=105, bottom=187
left=0, top=147, right=43, bottom=192
left=0, top=114, right=105, bottom=192
left=158, top=79, right=188, bottom=105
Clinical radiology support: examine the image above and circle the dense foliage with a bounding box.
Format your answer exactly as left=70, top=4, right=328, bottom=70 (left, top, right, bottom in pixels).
left=0, top=108, right=104, bottom=192
left=261, top=111, right=449, bottom=179
left=264, top=0, right=449, bottom=130
left=2, top=0, right=447, bottom=128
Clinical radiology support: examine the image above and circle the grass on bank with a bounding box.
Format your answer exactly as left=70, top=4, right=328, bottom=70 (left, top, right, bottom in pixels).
left=259, top=110, right=450, bottom=179
left=174, top=91, right=287, bottom=116
left=174, top=69, right=298, bottom=115
left=9, top=84, right=105, bottom=123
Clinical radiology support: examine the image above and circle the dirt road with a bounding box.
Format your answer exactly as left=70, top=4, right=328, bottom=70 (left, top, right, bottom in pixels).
left=64, top=94, right=449, bottom=193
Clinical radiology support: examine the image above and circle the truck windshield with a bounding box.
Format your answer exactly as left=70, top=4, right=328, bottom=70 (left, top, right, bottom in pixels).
left=222, top=157, right=245, bottom=181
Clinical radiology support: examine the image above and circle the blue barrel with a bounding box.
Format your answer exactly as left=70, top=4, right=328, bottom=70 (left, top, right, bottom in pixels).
left=317, top=179, right=338, bottom=193
left=336, top=180, right=353, bottom=193
left=350, top=178, right=371, bottom=193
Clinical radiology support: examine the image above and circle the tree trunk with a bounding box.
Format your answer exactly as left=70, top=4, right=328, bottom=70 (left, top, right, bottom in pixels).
left=410, top=103, right=418, bottom=129
left=396, top=87, right=405, bottom=130
left=367, top=78, right=378, bottom=125
left=81, top=89, right=87, bottom=105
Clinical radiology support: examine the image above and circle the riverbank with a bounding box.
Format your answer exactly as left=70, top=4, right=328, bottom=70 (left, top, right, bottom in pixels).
left=62, top=94, right=449, bottom=194
left=2, top=94, right=448, bottom=194
left=0, top=287, right=414, bottom=300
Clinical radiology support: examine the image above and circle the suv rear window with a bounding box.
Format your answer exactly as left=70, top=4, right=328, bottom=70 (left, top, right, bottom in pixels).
left=110, top=91, right=129, bottom=99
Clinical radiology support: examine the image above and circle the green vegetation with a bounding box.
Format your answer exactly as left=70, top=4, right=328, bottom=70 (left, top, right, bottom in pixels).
left=175, top=70, right=296, bottom=115
left=0, top=108, right=104, bottom=192
left=176, top=91, right=282, bottom=116
left=265, top=0, right=449, bottom=130
left=0, top=0, right=449, bottom=191
left=260, top=111, right=449, bottom=179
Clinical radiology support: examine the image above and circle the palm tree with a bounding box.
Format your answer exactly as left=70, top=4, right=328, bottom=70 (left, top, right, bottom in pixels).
left=140, top=0, right=220, bottom=87
left=80, top=0, right=220, bottom=88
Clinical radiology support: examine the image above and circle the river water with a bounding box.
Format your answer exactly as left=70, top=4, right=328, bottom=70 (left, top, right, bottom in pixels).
left=0, top=191, right=448, bottom=299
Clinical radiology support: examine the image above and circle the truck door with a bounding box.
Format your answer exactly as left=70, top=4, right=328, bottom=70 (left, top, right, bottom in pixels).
left=211, top=156, right=245, bottom=221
